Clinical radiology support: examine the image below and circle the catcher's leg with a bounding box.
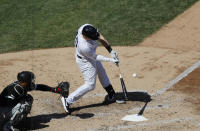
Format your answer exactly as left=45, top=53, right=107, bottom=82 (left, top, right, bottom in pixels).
left=3, top=94, right=33, bottom=130
left=0, top=107, right=11, bottom=130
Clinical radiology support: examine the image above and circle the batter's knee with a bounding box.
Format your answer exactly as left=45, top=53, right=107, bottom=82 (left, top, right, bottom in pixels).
left=86, top=83, right=96, bottom=91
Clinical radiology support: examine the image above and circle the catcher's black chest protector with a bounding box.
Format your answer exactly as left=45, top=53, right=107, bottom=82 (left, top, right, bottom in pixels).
left=0, top=82, right=27, bottom=107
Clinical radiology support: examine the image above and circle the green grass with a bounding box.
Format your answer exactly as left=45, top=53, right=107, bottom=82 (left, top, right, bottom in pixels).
left=0, top=0, right=198, bottom=53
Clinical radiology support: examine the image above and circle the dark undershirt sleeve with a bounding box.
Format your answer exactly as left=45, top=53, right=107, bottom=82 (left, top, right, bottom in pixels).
left=35, top=84, right=55, bottom=92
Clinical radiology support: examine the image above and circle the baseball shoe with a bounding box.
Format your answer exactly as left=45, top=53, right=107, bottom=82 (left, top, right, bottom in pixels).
left=61, top=97, right=71, bottom=114
left=104, top=93, right=116, bottom=104
left=104, top=84, right=116, bottom=104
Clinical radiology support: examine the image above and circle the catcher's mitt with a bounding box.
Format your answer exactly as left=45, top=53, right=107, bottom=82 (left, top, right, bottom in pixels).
left=55, top=82, right=70, bottom=97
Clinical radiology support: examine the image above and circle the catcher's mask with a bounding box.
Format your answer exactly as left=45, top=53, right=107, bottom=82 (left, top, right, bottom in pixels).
left=82, top=25, right=100, bottom=40
left=17, top=71, right=35, bottom=90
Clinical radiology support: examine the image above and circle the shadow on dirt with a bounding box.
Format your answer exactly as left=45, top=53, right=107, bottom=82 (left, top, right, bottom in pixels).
left=15, top=113, right=67, bottom=131
left=71, top=91, right=151, bottom=112
left=117, top=91, right=152, bottom=102
left=15, top=91, right=151, bottom=130
left=74, top=113, right=94, bottom=119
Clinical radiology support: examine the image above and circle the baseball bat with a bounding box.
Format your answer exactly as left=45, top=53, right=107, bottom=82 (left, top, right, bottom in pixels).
left=117, top=64, right=128, bottom=101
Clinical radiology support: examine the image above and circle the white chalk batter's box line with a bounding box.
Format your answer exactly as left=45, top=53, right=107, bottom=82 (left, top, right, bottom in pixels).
left=152, top=61, right=200, bottom=97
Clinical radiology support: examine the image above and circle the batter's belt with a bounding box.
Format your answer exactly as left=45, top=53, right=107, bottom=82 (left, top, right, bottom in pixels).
left=77, top=54, right=82, bottom=59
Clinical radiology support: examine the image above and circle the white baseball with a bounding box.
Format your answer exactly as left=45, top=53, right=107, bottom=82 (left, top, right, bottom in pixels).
left=133, top=73, right=137, bottom=78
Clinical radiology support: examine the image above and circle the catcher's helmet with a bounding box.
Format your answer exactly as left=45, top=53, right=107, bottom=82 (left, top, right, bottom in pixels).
left=17, top=71, right=35, bottom=89
left=82, top=25, right=100, bottom=40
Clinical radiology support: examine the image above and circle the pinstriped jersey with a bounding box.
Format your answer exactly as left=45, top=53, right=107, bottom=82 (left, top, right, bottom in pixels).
left=75, top=24, right=99, bottom=61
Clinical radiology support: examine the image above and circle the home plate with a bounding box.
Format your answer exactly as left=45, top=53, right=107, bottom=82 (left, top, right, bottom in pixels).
left=121, top=114, right=148, bottom=122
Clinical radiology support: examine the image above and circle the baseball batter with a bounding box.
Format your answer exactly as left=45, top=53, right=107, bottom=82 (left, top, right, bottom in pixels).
left=61, top=24, right=119, bottom=113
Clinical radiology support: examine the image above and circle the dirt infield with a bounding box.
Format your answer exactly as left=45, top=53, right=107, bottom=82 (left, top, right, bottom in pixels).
left=172, top=67, right=200, bottom=112
left=1, top=1, right=200, bottom=131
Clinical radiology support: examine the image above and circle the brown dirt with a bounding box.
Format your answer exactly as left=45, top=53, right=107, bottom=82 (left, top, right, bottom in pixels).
left=141, top=0, right=200, bottom=52
left=171, top=67, right=200, bottom=112
left=1, top=1, right=200, bottom=131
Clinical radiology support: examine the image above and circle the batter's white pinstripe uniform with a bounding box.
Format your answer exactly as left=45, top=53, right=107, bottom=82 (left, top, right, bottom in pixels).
left=65, top=24, right=111, bottom=104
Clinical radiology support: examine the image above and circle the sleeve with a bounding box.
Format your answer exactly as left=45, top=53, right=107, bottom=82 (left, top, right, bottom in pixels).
left=11, top=85, right=25, bottom=99
left=96, top=55, right=111, bottom=62
left=35, top=84, right=54, bottom=92
left=81, top=47, right=112, bottom=62
left=0, top=85, right=25, bottom=107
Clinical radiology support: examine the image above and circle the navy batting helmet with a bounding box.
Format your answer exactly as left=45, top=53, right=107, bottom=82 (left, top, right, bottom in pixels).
left=82, top=25, right=100, bottom=40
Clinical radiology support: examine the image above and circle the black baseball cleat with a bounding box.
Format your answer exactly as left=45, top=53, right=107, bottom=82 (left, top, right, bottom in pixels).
left=61, top=97, right=71, bottom=114
left=104, top=84, right=116, bottom=104
left=104, top=93, right=116, bottom=104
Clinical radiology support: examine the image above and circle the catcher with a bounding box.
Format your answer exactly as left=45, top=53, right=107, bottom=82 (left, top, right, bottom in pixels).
left=0, top=71, right=69, bottom=131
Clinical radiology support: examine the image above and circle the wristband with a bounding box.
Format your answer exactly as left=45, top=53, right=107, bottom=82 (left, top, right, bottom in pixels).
left=54, top=87, right=61, bottom=93
left=105, top=45, right=112, bottom=53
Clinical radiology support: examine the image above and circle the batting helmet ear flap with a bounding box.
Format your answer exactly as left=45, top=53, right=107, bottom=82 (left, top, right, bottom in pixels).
left=82, top=25, right=100, bottom=40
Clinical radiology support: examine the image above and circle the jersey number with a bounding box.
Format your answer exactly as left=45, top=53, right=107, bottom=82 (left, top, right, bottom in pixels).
left=75, top=35, right=78, bottom=47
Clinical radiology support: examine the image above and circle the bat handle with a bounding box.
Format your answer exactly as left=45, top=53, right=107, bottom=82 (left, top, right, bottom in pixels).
left=116, top=62, right=119, bottom=67
left=119, top=74, right=122, bottom=78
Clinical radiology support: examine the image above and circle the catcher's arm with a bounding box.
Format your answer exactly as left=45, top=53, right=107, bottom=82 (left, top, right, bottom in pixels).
left=35, top=82, right=70, bottom=97
left=35, top=84, right=55, bottom=92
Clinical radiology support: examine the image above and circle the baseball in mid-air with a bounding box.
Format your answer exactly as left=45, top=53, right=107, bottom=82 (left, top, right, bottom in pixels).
left=132, top=73, right=137, bottom=78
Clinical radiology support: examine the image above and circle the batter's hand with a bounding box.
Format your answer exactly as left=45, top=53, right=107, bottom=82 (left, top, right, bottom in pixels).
left=110, top=50, right=119, bottom=60
left=109, top=58, right=119, bottom=65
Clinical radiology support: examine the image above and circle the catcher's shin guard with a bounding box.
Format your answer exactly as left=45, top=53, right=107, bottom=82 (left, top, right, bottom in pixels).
left=3, top=121, right=20, bottom=131
left=10, top=94, right=33, bottom=126
left=3, top=121, right=14, bottom=131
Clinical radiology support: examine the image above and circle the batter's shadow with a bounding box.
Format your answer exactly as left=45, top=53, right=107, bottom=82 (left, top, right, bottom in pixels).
left=71, top=91, right=151, bottom=113
left=115, top=91, right=152, bottom=102
left=15, top=113, right=67, bottom=131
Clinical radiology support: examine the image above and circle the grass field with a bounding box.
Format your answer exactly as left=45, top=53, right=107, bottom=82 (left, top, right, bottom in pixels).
left=0, top=0, right=197, bottom=53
